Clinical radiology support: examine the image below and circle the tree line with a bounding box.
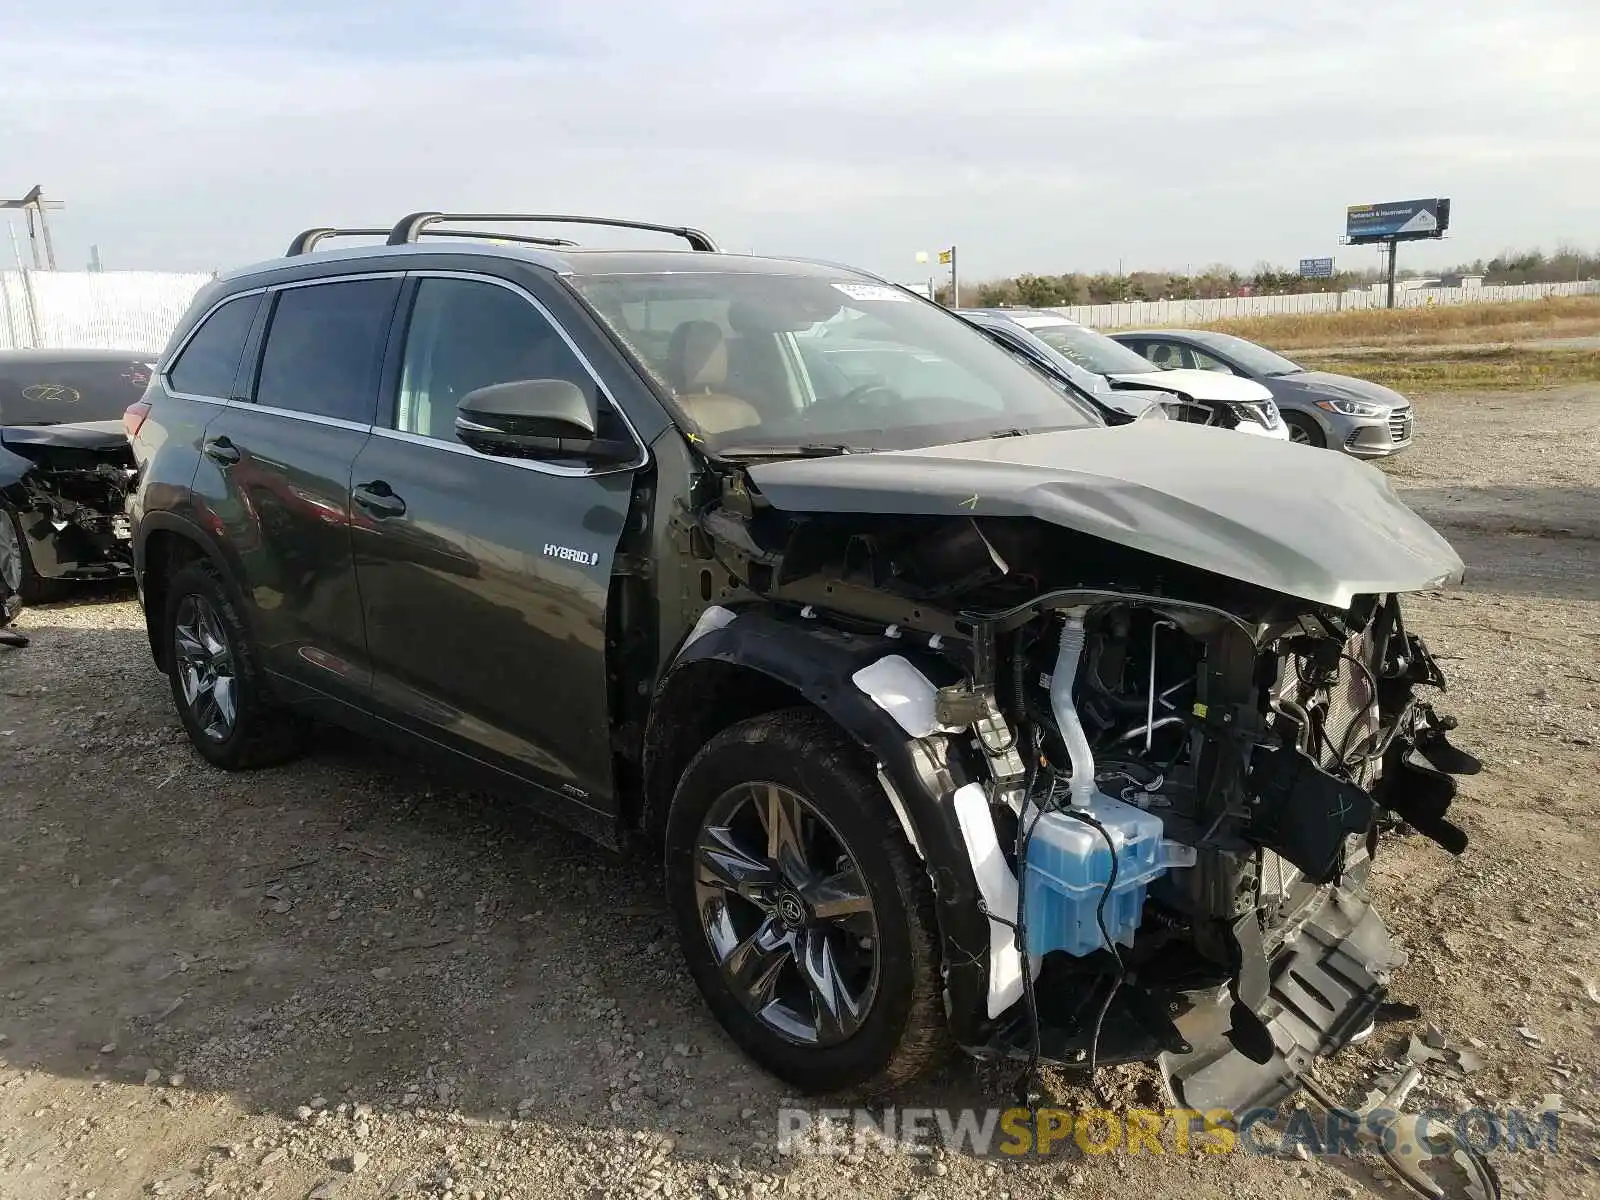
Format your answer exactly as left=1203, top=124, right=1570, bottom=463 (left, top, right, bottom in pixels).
left=952, top=245, right=1600, bottom=308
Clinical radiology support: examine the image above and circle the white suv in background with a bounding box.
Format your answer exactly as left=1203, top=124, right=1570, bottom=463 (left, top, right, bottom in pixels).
left=960, top=309, right=1289, bottom=439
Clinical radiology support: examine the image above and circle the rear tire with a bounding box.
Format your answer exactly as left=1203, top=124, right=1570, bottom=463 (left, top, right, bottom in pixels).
left=1284, top=412, right=1327, bottom=449
left=665, top=708, right=948, bottom=1094
left=163, top=559, right=304, bottom=770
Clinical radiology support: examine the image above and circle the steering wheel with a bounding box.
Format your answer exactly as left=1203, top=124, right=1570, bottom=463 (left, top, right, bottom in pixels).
left=809, top=380, right=901, bottom=416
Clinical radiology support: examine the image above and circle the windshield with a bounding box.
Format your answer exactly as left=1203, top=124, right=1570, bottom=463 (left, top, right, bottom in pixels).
left=567, top=273, right=1100, bottom=453
left=0, top=357, right=153, bottom=425
left=1022, top=321, right=1159, bottom=376
left=1191, top=333, right=1303, bottom=377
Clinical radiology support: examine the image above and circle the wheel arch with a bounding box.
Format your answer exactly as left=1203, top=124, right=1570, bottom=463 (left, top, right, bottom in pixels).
left=639, top=607, right=997, bottom=1048
left=1281, top=405, right=1331, bottom=446
left=135, top=512, right=230, bottom=671
left=638, top=608, right=948, bottom=842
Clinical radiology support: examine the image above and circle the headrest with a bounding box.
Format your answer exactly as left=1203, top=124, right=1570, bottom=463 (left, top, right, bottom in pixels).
left=668, top=320, right=727, bottom=391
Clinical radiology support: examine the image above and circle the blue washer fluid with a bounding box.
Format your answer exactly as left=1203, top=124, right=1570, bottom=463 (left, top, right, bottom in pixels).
left=1023, top=792, right=1196, bottom=957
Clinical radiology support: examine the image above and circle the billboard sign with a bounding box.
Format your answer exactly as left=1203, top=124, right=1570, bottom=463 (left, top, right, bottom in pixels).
left=1346, top=198, right=1451, bottom=244
left=1298, top=257, right=1336, bottom=279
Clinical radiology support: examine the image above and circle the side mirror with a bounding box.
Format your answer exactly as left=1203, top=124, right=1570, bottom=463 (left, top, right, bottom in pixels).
left=455, top=379, right=633, bottom=463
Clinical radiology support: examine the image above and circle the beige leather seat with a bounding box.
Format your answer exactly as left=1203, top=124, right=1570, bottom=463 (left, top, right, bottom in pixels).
left=666, top=321, right=763, bottom=435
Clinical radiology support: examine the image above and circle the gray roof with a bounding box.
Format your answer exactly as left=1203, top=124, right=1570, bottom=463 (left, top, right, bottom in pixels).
left=1112, top=329, right=1235, bottom=346
left=220, top=242, right=879, bottom=284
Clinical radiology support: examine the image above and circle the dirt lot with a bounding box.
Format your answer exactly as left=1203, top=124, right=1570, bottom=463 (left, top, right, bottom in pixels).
left=2, top=386, right=1598, bottom=1200
left=1185, top=294, right=1600, bottom=351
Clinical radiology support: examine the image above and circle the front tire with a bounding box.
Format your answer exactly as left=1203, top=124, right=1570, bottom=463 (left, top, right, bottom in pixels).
left=163, top=559, right=304, bottom=770
left=1284, top=412, right=1327, bottom=448
left=665, top=709, right=948, bottom=1093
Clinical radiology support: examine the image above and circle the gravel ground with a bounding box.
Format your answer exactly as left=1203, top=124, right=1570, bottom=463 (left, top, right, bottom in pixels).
left=1, top=385, right=1598, bottom=1200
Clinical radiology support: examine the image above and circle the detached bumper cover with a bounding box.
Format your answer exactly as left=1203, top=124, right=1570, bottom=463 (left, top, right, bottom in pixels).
left=1159, top=871, right=1403, bottom=1114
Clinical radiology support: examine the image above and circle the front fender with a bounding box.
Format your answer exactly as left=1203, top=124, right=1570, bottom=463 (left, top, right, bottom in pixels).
left=648, top=607, right=999, bottom=1048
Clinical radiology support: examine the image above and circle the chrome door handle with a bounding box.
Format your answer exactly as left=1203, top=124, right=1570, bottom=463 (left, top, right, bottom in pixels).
left=353, top=481, right=406, bottom=518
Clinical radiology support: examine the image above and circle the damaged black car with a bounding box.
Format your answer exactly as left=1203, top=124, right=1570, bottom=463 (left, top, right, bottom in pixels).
left=126, top=215, right=1478, bottom=1112
left=0, top=349, right=147, bottom=602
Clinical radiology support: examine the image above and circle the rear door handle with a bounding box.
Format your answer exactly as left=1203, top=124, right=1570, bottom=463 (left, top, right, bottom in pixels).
left=352, top=480, right=406, bottom=519
left=202, top=435, right=240, bottom=465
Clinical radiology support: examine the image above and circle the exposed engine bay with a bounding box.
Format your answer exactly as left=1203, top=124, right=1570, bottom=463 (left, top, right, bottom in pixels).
left=0, top=421, right=137, bottom=592
left=687, top=452, right=1480, bottom=1112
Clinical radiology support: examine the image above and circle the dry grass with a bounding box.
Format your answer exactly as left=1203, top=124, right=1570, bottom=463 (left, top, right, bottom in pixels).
left=1296, top=345, right=1600, bottom=392
left=1173, top=294, right=1600, bottom=350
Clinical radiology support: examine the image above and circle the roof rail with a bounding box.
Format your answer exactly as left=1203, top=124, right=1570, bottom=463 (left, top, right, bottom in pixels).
left=385, top=212, right=719, bottom=253
left=286, top=226, right=580, bottom=257
left=286, top=228, right=391, bottom=256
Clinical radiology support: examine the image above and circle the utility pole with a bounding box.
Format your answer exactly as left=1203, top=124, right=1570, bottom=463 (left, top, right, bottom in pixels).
left=0, top=186, right=65, bottom=270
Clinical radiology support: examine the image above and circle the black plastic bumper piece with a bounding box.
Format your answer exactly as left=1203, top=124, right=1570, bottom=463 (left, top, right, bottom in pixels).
left=1158, top=879, right=1403, bottom=1114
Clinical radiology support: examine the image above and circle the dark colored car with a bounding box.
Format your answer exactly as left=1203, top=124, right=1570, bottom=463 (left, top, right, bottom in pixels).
left=1110, top=329, right=1415, bottom=456
left=127, top=212, right=1478, bottom=1110
left=0, top=349, right=148, bottom=601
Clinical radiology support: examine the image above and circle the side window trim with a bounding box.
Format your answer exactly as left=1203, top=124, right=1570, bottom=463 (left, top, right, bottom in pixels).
left=236, top=271, right=406, bottom=431
left=1184, top=344, right=1235, bottom=374
left=376, top=275, right=420, bottom=433
left=162, top=288, right=268, bottom=404
left=370, top=269, right=650, bottom=479
left=231, top=288, right=275, bottom=402
left=1205, top=347, right=1243, bottom=374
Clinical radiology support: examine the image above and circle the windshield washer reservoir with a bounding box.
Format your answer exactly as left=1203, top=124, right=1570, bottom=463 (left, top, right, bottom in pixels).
left=1024, top=792, right=1196, bottom=957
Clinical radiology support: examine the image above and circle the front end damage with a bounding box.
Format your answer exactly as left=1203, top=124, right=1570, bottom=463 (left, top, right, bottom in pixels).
left=0, top=421, right=137, bottom=587
left=676, top=431, right=1478, bottom=1112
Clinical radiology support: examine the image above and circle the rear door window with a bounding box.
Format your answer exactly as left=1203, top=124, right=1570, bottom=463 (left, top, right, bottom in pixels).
left=253, top=278, right=400, bottom=425
left=167, top=293, right=263, bottom=400
left=0, top=357, right=157, bottom=425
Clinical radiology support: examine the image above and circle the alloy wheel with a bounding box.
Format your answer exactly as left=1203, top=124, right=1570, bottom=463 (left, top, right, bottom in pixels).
left=173, top=594, right=237, bottom=742
left=1288, top=422, right=1314, bottom=445
left=693, top=782, right=880, bottom=1046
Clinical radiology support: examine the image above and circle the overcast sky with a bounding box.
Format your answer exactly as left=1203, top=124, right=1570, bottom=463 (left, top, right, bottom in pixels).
left=4, top=0, right=1598, bottom=281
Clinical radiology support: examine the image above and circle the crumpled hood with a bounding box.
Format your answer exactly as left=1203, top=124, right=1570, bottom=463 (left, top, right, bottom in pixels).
left=747, top=422, right=1463, bottom=608
left=1109, top=368, right=1274, bottom=405
left=1278, top=371, right=1410, bottom=407
left=0, top=419, right=129, bottom=453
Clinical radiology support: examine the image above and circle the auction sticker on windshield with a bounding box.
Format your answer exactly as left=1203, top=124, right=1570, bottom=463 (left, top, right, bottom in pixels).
left=831, top=283, right=912, bottom=302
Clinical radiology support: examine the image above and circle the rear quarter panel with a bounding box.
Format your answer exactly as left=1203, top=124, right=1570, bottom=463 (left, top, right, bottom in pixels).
left=128, top=284, right=238, bottom=594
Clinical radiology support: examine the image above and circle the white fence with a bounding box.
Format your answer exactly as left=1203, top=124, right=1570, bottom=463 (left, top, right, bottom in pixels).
left=1052, top=279, right=1600, bottom=328
left=4, top=270, right=1600, bottom=351
left=1, top=270, right=215, bottom=354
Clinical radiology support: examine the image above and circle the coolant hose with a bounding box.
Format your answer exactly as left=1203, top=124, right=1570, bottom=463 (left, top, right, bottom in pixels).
left=1050, top=609, right=1097, bottom=808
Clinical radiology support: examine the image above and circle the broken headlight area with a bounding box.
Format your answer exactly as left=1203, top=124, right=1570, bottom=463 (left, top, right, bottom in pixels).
left=2, top=442, right=137, bottom=580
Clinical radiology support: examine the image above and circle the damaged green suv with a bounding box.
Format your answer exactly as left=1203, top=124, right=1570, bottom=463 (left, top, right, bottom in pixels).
left=127, top=213, right=1478, bottom=1109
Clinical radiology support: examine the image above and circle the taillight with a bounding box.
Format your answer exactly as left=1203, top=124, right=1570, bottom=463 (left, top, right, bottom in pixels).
left=123, top=399, right=152, bottom=440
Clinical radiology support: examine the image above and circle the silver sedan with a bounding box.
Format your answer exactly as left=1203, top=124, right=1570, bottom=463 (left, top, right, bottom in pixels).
left=1109, top=329, right=1414, bottom=457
